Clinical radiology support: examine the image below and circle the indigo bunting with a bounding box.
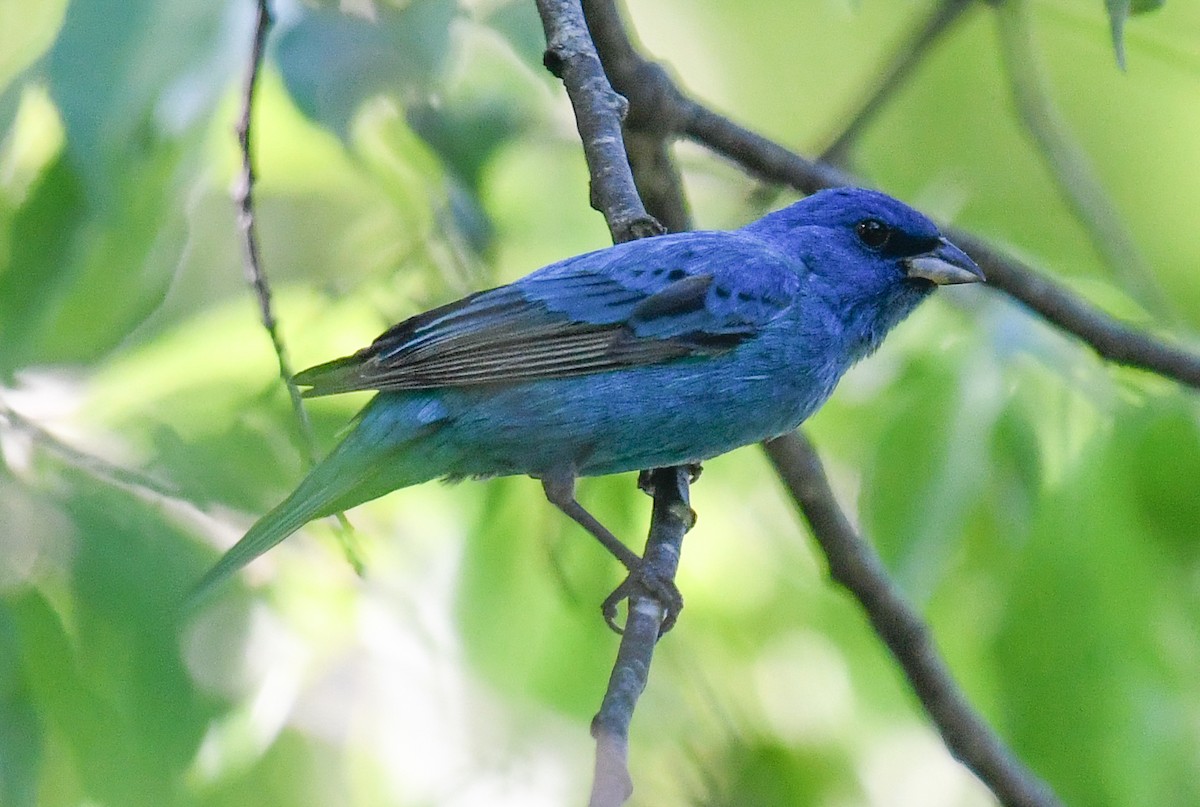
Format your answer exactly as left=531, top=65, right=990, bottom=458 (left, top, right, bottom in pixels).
left=194, top=188, right=981, bottom=616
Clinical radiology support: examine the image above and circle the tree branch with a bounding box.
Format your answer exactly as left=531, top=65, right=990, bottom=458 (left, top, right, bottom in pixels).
left=959, top=235, right=1200, bottom=388
left=535, top=3, right=689, bottom=805
left=573, top=5, right=1075, bottom=806
left=535, top=0, right=663, bottom=243
left=589, top=467, right=691, bottom=807
left=582, top=0, right=692, bottom=232
left=764, top=432, right=1064, bottom=807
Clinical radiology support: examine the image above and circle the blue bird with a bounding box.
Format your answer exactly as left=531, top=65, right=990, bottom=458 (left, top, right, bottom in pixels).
left=193, top=188, right=982, bottom=620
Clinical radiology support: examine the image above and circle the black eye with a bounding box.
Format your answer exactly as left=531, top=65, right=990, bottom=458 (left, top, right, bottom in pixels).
left=856, top=219, right=891, bottom=249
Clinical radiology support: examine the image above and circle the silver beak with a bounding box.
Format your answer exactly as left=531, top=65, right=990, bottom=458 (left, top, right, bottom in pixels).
left=905, top=238, right=984, bottom=285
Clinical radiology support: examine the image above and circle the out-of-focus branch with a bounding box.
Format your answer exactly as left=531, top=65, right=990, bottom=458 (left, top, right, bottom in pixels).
left=535, top=3, right=689, bottom=805
left=235, top=0, right=361, bottom=571
left=0, top=399, right=180, bottom=501
left=821, top=0, right=975, bottom=165
left=993, top=0, right=1167, bottom=316
left=764, top=432, right=1064, bottom=807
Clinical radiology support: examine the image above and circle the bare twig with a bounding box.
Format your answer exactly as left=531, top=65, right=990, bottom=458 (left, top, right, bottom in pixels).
left=535, top=3, right=689, bottom=804
left=235, top=0, right=317, bottom=468
left=764, top=432, right=1064, bottom=807
left=820, top=0, right=975, bottom=165
left=235, top=0, right=361, bottom=571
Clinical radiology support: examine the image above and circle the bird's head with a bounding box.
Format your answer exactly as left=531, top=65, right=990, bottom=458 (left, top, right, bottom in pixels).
left=745, top=187, right=983, bottom=359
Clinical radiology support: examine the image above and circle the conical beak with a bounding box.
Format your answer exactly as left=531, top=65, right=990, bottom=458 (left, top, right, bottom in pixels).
left=905, top=238, right=984, bottom=285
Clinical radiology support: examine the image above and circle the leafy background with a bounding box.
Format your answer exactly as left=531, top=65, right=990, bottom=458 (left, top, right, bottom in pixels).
left=1, top=0, right=1198, bottom=805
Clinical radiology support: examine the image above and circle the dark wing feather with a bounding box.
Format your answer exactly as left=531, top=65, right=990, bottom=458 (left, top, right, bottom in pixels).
left=295, top=232, right=802, bottom=396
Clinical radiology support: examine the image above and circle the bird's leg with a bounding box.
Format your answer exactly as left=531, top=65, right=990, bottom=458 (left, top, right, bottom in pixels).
left=541, top=472, right=643, bottom=571
left=541, top=471, right=683, bottom=633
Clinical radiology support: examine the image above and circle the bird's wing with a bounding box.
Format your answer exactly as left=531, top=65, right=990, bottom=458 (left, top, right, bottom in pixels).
left=295, top=232, right=803, bottom=395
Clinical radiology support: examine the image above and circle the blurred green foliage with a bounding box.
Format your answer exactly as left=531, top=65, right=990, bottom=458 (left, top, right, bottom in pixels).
left=0, top=0, right=1197, bottom=805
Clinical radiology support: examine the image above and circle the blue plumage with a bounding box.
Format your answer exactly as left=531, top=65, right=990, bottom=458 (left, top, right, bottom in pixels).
left=192, top=188, right=982, bottom=605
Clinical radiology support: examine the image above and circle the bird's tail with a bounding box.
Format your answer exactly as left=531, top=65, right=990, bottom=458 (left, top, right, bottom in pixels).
left=187, top=400, right=451, bottom=610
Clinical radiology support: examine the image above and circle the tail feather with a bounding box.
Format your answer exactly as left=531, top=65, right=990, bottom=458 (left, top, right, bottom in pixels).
left=187, top=467, right=368, bottom=611
left=187, top=404, right=450, bottom=611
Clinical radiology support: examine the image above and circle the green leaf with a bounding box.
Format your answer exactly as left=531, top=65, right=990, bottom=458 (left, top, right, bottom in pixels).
left=711, top=742, right=857, bottom=806
left=47, top=0, right=227, bottom=194
left=1118, top=396, right=1200, bottom=563
left=994, top=435, right=1198, bottom=805
left=0, top=150, right=189, bottom=374
left=859, top=349, right=998, bottom=601
left=0, top=604, right=41, bottom=807
left=275, top=0, right=458, bottom=137
left=483, top=1, right=548, bottom=68
left=0, top=0, right=66, bottom=94
left=8, top=478, right=216, bottom=807
left=0, top=154, right=85, bottom=376
left=1105, top=0, right=1166, bottom=69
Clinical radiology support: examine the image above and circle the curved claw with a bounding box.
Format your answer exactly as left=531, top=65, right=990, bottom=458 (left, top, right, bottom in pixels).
left=600, top=565, right=684, bottom=636
left=601, top=582, right=631, bottom=634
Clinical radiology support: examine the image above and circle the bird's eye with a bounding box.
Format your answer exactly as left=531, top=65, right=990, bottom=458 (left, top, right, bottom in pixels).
left=855, top=219, right=891, bottom=249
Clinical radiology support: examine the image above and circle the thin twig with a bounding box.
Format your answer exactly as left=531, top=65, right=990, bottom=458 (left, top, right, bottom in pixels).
left=820, top=0, right=975, bottom=165
left=764, top=432, right=1064, bottom=807
left=235, top=0, right=361, bottom=571
left=534, top=3, right=688, bottom=804
left=235, top=0, right=317, bottom=468
left=993, top=0, right=1167, bottom=315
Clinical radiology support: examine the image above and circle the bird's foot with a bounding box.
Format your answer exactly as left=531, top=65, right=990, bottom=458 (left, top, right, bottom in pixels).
left=601, top=562, right=684, bottom=636
left=637, top=463, right=703, bottom=496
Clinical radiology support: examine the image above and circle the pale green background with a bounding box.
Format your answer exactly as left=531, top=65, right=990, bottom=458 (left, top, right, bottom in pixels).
left=1, top=1, right=1198, bottom=805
